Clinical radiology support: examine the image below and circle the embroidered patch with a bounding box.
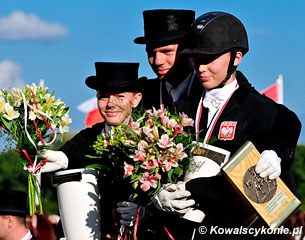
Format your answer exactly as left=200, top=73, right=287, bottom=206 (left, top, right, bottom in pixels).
left=218, top=121, right=237, bottom=140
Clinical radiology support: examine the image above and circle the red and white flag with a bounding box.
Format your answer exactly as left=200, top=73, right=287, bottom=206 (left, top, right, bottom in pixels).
left=260, top=74, right=283, bottom=104
left=77, top=97, right=104, bottom=128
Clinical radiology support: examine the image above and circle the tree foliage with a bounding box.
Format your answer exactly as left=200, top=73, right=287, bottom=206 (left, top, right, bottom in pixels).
left=291, top=144, right=305, bottom=210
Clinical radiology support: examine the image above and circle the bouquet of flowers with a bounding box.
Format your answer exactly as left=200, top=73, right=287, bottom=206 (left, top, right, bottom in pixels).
left=0, top=81, right=72, bottom=215
left=92, top=107, right=195, bottom=201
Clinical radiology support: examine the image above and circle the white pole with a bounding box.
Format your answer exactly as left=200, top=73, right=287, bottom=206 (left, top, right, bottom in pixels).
left=277, top=74, right=284, bottom=104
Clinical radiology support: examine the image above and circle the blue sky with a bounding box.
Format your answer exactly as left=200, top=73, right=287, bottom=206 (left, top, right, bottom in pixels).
left=0, top=0, right=304, bottom=144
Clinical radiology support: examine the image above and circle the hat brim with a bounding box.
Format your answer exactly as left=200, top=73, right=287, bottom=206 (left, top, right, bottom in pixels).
left=134, top=34, right=184, bottom=45
left=180, top=47, right=229, bottom=56
left=0, top=209, right=27, bottom=217
left=85, top=76, right=145, bottom=93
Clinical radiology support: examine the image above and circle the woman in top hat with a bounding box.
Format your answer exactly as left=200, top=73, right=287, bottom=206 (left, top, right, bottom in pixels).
left=135, top=9, right=202, bottom=119
left=0, top=189, right=37, bottom=240
left=41, top=62, right=144, bottom=171
left=40, top=62, right=145, bottom=239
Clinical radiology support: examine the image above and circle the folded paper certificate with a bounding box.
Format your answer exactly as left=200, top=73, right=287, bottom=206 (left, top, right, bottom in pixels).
left=222, top=141, right=301, bottom=229
left=184, top=142, right=231, bottom=181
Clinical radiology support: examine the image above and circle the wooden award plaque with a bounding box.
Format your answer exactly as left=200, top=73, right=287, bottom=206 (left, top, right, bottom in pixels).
left=222, top=141, right=301, bottom=229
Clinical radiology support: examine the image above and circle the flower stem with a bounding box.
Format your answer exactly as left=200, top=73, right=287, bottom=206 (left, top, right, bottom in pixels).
left=28, top=173, right=43, bottom=216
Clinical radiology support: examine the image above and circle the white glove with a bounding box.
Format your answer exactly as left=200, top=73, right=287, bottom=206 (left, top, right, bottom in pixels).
left=40, top=150, right=69, bottom=173
left=153, top=181, right=195, bottom=215
left=255, top=150, right=281, bottom=180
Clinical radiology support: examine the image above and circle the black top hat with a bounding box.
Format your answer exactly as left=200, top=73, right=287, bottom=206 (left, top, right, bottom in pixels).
left=134, top=9, right=195, bottom=45
left=0, top=189, right=28, bottom=217
left=85, top=62, right=144, bottom=93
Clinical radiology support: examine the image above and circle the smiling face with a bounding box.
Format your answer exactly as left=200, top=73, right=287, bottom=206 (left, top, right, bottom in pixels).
left=146, top=44, right=179, bottom=80
left=97, top=91, right=142, bottom=126
left=193, top=51, right=243, bottom=90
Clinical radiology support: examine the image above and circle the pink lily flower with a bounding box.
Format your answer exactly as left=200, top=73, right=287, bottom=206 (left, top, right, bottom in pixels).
left=140, top=158, right=160, bottom=170
left=157, top=134, right=174, bottom=148
left=179, top=112, right=194, bottom=127
left=139, top=172, right=161, bottom=192
left=169, top=143, right=188, bottom=160
left=138, top=140, right=148, bottom=150
left=173, top=124, right=186, bottom=136
left=160, top=158, right=178, bottom=172
left=167, top=118, right=178, bottom=128
left=123, top=162, right=134, bottom=177
left=134, top=149, right=146, bottom=161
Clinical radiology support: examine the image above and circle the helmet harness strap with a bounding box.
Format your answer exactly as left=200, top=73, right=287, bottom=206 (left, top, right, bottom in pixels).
left=214, top=49, right=237, bottom=89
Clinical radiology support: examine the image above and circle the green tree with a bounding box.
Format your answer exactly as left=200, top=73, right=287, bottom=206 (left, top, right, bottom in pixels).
left=291, top=144, right=305, bottom=210
left=0, top=148, right=28, bottom=190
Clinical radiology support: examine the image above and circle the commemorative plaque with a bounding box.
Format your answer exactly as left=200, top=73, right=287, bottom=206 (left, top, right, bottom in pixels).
left=222, top=141, right=301, bottom=229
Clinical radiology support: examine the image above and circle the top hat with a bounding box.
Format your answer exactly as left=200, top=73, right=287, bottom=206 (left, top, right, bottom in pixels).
left=85, top=62, right=144, bottom=93
left=0, top=189, right=28, bottom=217
left=134, top=9, right=195, bottom=45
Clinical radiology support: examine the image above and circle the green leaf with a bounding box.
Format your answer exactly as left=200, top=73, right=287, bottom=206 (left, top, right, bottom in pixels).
left=1, top=118, right=13, bottom=131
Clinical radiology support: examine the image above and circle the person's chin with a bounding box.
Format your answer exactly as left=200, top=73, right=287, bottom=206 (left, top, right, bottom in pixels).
left=104, top=116, right=121, bottom=126
left=201, top=82, right=214, bottom=90
left=158, top=74, right=166, bottom=81
left=156, top=70, right=168, bottom=80
left=106, top=120, right=121, bottom=126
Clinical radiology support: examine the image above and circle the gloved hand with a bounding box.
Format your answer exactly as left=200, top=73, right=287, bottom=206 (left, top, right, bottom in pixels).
left=153, top=181, right=195, bottom=215
left=40, top=150, right=69, bottom=173
left=255, top=150, right=281, bottom=180
left=116, top=202, right=147, bottom=227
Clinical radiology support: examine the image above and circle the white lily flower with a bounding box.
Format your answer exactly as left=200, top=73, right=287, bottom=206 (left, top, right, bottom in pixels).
left=60, top=125, right=70, bottom=133
left=61, top=114, right=72, bottom=126
left=29, top=110, right=37, bottom=121
left=3, top=103, right=20, bottom=120
left=10, top=89, right=23, bottom=107
left=45, top=93, right=55, bottom=104
left=0, top=97, right=5, bottom=113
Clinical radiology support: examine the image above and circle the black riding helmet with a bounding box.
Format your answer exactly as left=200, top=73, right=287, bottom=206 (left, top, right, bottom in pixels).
left=181, top=11, right=249, bottom=88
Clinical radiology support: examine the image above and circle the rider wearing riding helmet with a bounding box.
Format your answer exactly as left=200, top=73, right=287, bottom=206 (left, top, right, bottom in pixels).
left=154, top=11, right=301, bottom=240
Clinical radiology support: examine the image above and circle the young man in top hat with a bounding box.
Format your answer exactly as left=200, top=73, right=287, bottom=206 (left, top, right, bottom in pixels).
left=135, top=9, right=202, bottom=118
left=152, top=11, right=301, bottom=240
left=0, top=189, right=37, bottom=240
left=109, top=10, right=205, bottom=237
left=40, top=62, right=144, bottom=238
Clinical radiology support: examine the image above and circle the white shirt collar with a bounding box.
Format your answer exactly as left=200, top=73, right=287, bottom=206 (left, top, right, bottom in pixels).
left=104, top=123, right=111, bottom=132
left=21, top=230, right=32, bottom=240
left=203, top=78, right=238, bottom=126
left=164, top=71, right=196, bottom=102
left=203, top=78, right=238, bottom=109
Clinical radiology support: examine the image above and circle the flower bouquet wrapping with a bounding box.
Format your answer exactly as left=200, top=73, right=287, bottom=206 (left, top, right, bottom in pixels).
left=182, top=140, right=231, bottom=222
left=0, top=81, right=72, bottom=215
left=91, top=107, right=195, bottom=238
